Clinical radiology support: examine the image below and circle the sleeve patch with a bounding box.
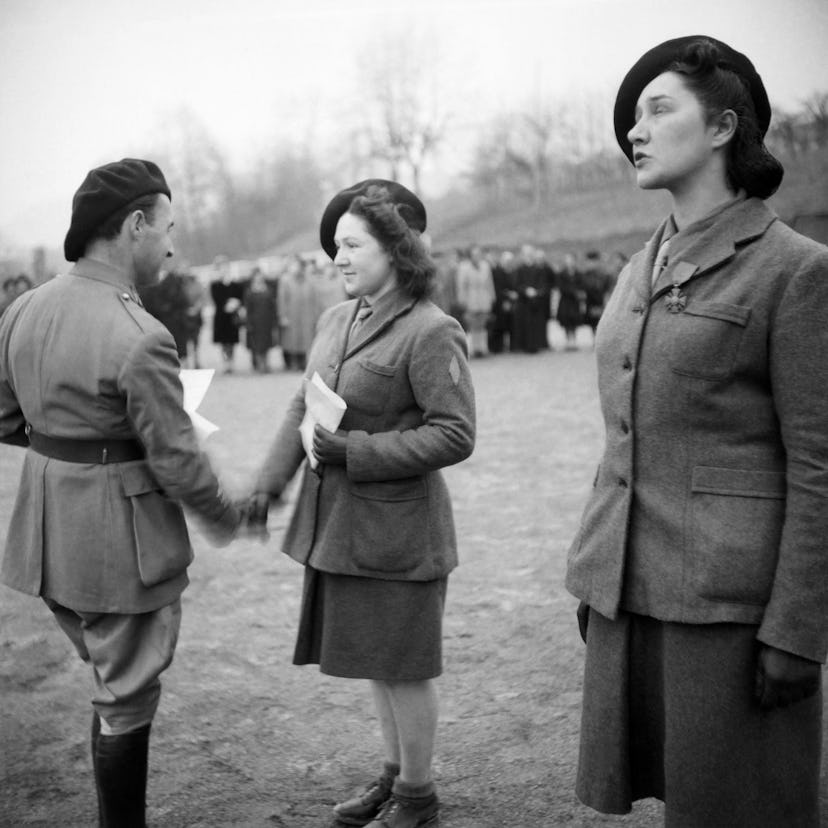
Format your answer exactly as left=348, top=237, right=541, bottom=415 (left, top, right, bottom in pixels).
left=449, top=355, right=460, bottom=386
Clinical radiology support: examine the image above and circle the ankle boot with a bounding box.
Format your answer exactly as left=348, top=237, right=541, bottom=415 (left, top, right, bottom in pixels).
left=366, top=780, right=439, bottom=828
left=94, top=723, right=151, bottom=828
left=334, top=762, right=399, bottom=826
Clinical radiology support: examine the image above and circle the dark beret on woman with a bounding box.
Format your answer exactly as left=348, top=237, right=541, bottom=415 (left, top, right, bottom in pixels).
left=613, top=35, right=771, bottom=164
left=319, top=179, right=427, bottom=260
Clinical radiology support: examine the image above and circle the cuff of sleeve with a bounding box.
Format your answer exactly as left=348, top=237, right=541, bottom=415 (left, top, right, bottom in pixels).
left=756, top=624, right=827, bottom=665
left=345, top=431, right=371, bottom=481
left=202, top=498, right=242, bottom=548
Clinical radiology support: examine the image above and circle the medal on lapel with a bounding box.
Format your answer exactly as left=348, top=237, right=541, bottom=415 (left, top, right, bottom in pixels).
left=665, top=286, right=686, bottom=314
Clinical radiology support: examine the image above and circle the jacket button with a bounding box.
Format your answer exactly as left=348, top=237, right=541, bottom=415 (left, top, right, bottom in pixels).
left=622, top=357, right=632, bottom=370
left=618, top=477, right=628, bottom=488
left=621, top=421, right=629, bottom=434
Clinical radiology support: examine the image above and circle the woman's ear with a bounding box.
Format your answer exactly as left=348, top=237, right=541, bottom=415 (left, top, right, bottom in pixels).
left=711, top=109, right=738, bottom=148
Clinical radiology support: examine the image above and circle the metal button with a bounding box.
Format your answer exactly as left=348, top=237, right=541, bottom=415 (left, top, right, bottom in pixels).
left=618, top=477, right=628, bottom=488
left=622, top=357, right=632, bottom=370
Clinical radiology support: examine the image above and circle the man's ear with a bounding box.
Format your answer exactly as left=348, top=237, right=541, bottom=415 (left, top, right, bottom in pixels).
left=712, top=109, right=738, bottom=148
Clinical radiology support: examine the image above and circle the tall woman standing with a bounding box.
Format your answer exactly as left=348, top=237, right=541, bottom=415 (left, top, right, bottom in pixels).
left=566, top=36, right=827, bottom=826
left=250, top=180, right=475, bottom=828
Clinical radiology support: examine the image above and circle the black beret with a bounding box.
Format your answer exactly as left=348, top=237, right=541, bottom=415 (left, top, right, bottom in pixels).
left=614, top=35, right=771, bottom=164
left=319, top=179, right=427, bottom=260
left=64, top=158, right=171, bottom=262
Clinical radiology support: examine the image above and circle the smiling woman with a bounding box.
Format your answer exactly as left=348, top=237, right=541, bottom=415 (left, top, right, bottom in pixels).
left=246, top=179, right=476, bottom=828
left=566, top=34, right=828, bottom=827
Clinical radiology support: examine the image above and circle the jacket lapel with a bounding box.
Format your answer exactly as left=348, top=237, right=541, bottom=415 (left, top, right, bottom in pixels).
left=630, top=219, right=669, bottom=305
left=651, top=198, right=776, bottom=300
left=343, top=291, right=418, bottom=360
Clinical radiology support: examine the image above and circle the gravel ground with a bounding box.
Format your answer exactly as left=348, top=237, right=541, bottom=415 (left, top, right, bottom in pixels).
left=1, top=325, right=825, bottom=827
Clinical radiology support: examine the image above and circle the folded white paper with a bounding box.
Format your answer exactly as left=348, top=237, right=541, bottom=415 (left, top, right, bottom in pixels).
left=180, top=369, right=220, bottom=441
left=299, top=371, right=347, bottom=469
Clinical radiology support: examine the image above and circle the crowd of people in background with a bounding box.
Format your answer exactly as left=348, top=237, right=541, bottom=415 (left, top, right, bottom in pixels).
left=131, top=253, right=349, bottom=375
left=0, top=245, right=625, bottom=372
left=434, top=244, right=626, bottom=357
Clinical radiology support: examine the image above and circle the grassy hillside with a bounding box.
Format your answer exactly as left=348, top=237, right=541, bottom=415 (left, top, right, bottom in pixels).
left=426, top=145, right=828, bottom=256
left=10, top=148, right=824, bottom=276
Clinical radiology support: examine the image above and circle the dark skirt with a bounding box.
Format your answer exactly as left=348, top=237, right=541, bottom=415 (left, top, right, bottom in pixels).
left=293, top=567, right=448, bottom=681
left=577, top=609, right=822, bottom=828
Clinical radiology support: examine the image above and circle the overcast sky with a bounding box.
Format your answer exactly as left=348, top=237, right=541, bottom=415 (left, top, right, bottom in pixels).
left=1, top=0, right=826, bottom=249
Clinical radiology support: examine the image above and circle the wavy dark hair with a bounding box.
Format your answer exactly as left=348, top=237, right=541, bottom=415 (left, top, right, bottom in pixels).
left=346, top=185, right=435, bottom=299
left=669, top=38, right=783, bottom=199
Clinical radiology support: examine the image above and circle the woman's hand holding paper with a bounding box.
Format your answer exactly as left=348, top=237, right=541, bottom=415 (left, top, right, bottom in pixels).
left=312, top=425, right=348, bottom=466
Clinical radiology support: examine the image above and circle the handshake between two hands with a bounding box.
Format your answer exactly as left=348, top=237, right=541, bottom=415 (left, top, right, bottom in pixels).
left=230, top=426, right=348, bottom=544
left=235, top=492, right=274, bottom=542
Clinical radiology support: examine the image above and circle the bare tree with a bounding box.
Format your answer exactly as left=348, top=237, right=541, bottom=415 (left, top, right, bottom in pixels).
left=768, top=107, right=807, bottom=157
left=239, top=146, right=325, bottom=253
left=466, top=85, right=623, bottom=209
left=355, top=29, right=450, bottom=192
left=149, top=106, right=236, bottom=261
left=803, top=92, right=828, bottom=148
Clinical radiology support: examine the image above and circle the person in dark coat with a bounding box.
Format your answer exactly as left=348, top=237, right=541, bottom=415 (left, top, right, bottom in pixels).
left=567, top=36, right=826, bottom=827
left=210, top=255, right=245, bottom=373
left=555, top=253, right=585, bottom=350
left=580, top=250, right=613, bottom=345
left=246, top=180, right=475, bottom=828
left=243, top=267, right=277, bottom=372
left=137, top=268, right=189, bottom=358
left=511, top=244, right=551, bottom=353
left=488, top=250, right=517, bottom=354
left=181, top=272, right=205, bottom=368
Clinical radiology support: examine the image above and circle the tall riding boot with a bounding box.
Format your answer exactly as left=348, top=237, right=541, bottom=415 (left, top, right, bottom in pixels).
left=91, top=713, right=104, bottom=825
left=94, top=723, right=151, bottom=828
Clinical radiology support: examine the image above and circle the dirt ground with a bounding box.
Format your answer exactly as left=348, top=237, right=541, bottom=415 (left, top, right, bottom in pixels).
left=1, top=325, right=826, bottom=827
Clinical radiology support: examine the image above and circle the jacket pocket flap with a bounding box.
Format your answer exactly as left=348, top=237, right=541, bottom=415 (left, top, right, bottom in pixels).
left=359, top=359, right=396, bottom=377
left=119, top=462, right=162, bottom=497
left=691, top=466, right=785, bottom=498
left=684, top=302, right=751, bottom=326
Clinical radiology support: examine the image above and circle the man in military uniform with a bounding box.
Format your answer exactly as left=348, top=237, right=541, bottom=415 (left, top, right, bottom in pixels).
left=0, top=158, right=242, bottom=827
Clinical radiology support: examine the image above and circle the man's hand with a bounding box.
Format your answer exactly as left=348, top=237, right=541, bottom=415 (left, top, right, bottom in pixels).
left=312, top=425, right=348, bottom=466
left=755, top=644, right=821, bottom=710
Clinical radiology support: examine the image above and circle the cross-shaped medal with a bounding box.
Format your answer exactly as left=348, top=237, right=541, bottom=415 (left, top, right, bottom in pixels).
left=665, top=286, right=686, bottom=313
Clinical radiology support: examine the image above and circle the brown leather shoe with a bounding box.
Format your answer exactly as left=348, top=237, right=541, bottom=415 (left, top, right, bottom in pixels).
left=333, top=776, right=394, bottom=826
left=364, top=793, right=439, bottom=828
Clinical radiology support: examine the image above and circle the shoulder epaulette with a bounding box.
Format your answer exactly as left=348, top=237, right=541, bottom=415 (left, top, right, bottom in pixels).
left=117, top=291, right=155, bottom=333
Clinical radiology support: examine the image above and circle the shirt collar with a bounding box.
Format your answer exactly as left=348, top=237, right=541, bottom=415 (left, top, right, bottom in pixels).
left=71, top=257, right=134, bottom=291
left=669, top=190, right=747, bottom=240
left=362, top=286, right=402, bottom=315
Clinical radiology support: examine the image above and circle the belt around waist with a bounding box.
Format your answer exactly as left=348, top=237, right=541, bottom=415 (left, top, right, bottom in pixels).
left=28, top=430, right=145, bottom=464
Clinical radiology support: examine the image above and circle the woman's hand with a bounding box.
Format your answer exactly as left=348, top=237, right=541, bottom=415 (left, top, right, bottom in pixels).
left=237, top=491, right=274, bottom=542
left=312, top=425, right=348, bottom=466
left=754, top=644, right=821, bottom=710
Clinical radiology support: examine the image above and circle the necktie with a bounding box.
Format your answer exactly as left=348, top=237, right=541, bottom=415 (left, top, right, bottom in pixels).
left=349, top=304, right=372, bottom=339
left=651, top=238, right=670, bottom=287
